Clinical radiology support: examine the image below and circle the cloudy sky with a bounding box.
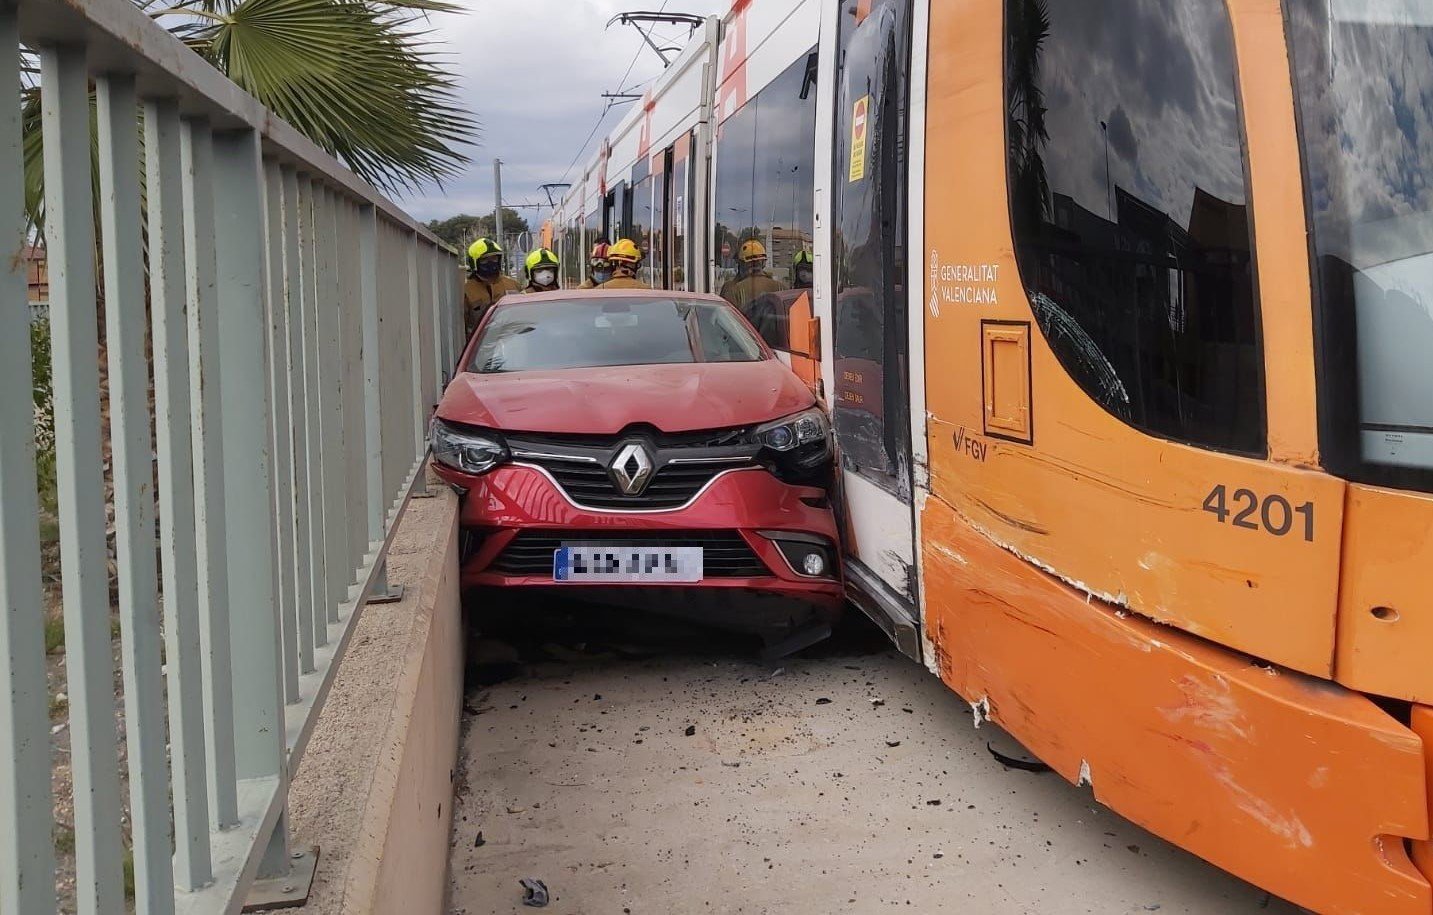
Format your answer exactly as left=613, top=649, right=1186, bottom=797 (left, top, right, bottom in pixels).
left=396, top=0, right=729, bottom=225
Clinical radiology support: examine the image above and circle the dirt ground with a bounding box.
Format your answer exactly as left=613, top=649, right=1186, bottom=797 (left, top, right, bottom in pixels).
left=447, top=601, right=1304, bottom=915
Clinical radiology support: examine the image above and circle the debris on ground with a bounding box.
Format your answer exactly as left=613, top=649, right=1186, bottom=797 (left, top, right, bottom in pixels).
left=474, top=832, right=485, bottom=847
left=451, top=596, right=1303, bottom=914
left=986, top=739, right=1053, bottom=774
left=519, top=877, right=550, bottom=907
left=814, top=697, right=832, bottom=705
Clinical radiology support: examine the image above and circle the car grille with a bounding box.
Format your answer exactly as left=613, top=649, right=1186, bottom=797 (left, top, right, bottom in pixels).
left=507, top=425, right=761, bottom=511
left=491, top=530, right=770, bottom=578
left=533, top=459, right=739, bottom=510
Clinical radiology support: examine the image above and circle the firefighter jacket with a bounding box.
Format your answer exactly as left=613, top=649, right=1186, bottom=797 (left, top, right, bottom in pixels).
left=463, top=274, right=521, bottom=335
left=720, top=271, right=786, bottom=311
left=597, top=274, right=651, bottom=290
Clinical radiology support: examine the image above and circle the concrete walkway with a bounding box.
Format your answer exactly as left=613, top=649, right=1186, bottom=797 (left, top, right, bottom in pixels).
left=448, top=611, right=1303, bottom=915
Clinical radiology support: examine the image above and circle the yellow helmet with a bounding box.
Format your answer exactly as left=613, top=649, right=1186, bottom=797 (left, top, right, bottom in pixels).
left=524, top=247, right=559, bottom=275
left=467, top=237, right=503, bottom=271
left=793, top=249, right=814, bottom=267
left=739, top=239, right=768, bottom=263
left=608, top=238, right=642, bottom=265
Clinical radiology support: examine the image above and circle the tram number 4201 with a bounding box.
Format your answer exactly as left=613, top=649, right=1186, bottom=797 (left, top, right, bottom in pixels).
left=1202, top=485, right=1314, bottom=542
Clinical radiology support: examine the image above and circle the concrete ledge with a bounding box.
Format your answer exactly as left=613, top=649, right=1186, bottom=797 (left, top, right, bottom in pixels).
left=288, top=477, right=462, bottom=915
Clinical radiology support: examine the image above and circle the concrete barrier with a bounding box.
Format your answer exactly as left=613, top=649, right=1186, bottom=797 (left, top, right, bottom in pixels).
left=288, top=479, right=462, bottom=914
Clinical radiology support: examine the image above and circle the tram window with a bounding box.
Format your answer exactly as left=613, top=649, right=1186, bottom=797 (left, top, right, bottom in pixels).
left=712, top=49, right=819, bottom=297
left=652, top=152, right=669, bottom=288
left=713, top=94, right=757, bottom=290
left=631, top=158, right=655, bottom=286
left=1005, top=0, right=1264, bottom=455
left=1287, top=0, right=1433, bottom=492
left=670, top=132, right=693, bottom=291
left=562, top=218, right=581, bottom=288
left=603, top=182, right=629, bottom=245
left=752, top=50, right=817, bottom=288
left=832, top=0, right=912, bottom=494
left=583, top=208, right=602, bottom=283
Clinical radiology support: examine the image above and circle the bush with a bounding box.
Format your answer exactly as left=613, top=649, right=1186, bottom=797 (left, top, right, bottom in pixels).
left=30, top=318, right=57, bottom=519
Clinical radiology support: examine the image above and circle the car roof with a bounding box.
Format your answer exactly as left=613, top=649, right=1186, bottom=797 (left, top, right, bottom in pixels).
left=496, top=288, right=732, bottom=307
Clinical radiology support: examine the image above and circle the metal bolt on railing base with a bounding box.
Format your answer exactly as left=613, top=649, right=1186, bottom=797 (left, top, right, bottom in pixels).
left=366, top=560, right=405, bottom=604
left=241, top=846, right=319, bottom=912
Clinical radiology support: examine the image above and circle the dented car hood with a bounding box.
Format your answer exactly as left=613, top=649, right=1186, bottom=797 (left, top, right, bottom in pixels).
left=438, top=360, right=815, bottom=434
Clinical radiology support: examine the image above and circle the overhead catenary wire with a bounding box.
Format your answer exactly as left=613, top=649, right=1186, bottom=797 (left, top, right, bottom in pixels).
left=553, top=0, right=674, bottom=189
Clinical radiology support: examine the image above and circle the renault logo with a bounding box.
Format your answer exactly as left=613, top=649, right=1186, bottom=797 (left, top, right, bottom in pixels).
left=609, top=442, right=654, bottom=495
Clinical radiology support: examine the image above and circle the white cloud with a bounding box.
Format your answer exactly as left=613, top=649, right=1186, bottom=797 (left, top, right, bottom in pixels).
left=396, top=0, right=728, bottom=224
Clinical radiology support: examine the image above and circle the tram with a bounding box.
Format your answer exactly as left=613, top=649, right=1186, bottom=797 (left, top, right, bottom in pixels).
left=552, top=2, right=1433, bottom=911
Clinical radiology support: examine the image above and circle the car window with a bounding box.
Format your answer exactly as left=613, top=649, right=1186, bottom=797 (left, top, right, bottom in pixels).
left=692, top=305, right=766, bottom=363
left=470, top=297, right=766, bottom=373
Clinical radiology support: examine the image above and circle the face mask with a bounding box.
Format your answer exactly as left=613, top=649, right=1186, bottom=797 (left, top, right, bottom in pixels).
left=796, top=268, right=813, bottom=286
left=533, top=268, right=557, bottom=287
left=475, top=259, right=500, bottom=278
left=591, top=268, right=613, bottom=284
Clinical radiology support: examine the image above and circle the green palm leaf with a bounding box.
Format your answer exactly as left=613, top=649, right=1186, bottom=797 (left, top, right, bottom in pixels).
left=168, top=0, right=475, bottom=192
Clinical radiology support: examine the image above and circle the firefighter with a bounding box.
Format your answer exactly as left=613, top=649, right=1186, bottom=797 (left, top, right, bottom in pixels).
left=522, top=247, right=561, bottom=293
left=720, top=239, right=785, bottom=309
left=598, top=238, right=651, bottom=290
left=578, top=242, right=613, bottom=289
left=463, top=237, right=520, bottom=335
left=792, top=249, right=814, bottom=289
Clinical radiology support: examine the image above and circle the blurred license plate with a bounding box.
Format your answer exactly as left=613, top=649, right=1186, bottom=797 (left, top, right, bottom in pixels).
left=553, top=546, right=703, bottom=583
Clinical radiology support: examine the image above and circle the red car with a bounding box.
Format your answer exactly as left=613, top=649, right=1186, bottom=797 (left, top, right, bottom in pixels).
left=431, top=289, right=843, bottom=654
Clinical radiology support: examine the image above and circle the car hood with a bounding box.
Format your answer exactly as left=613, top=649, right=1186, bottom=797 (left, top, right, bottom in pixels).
left=438, top=361, right=816, bottom=434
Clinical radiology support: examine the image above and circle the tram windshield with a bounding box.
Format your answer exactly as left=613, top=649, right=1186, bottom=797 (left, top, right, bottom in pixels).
left=1288, top=0, right=1433, bottom=486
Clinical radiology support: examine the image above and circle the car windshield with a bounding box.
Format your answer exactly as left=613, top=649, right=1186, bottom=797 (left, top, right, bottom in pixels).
left=470, top=297, right=767, bottom=373
left=1288, top=0, right=1433, bottom=486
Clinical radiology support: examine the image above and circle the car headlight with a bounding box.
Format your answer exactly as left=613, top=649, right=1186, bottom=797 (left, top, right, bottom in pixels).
left=430, top=419, right=507, bottom=475
left=753, top=407, right=832, bottom=471
left=755, top=407, right=829, bottom=452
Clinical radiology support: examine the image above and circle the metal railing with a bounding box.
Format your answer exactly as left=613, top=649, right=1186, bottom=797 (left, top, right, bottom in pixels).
left=0, top=0, right=465, bottom=911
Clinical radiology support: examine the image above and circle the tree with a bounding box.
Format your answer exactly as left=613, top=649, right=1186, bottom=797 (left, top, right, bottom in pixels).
left=426, top=214, right=484, bottom=248
left=427, top=209, right=531, bottom=249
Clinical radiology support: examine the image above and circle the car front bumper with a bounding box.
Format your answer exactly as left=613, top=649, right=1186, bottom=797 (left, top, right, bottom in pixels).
left=431, top=461, right=844, bottom=631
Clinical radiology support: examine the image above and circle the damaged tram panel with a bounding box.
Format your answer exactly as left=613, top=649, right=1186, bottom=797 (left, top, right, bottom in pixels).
left=917, top=0, right=1433, bottom=912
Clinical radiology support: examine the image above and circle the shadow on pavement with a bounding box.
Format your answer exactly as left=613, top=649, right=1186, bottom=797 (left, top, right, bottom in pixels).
left=462, top=589, right=892, bottom=690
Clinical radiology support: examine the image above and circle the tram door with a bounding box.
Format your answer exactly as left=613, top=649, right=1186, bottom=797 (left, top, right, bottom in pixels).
left=827, top=0, right=918, bottom=625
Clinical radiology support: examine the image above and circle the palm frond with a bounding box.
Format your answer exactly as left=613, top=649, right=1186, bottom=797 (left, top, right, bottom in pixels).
left=185, top=0, right=475, bottom=192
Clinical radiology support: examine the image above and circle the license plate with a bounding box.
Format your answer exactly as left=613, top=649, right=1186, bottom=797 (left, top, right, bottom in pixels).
left=553, top=545, right=704, bottom=583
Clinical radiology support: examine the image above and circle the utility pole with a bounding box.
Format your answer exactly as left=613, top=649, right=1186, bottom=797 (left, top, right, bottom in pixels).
left=493, top=158, right=505, bottom=269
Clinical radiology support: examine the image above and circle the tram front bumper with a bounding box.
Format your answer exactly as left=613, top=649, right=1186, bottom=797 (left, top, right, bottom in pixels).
left=921, top=496, right=1432, bottom=915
